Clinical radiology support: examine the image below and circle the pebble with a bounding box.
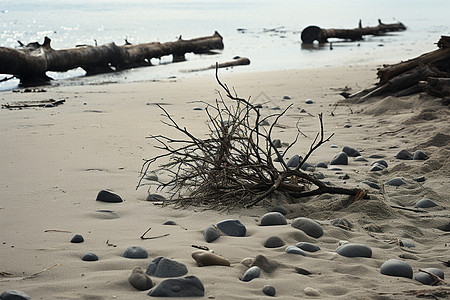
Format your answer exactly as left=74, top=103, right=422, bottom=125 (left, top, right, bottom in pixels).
left=70, top=234, right=84, bottom=243
left=361, top=181, right=381, bottom=189
left=148, top=276, right=204, bottom=297
left=305, top=99, right=314, bottom=104
left=415, top=198, right=437, bottom=208
left=81, top=252, right=98, bottom=261
left=380, top=259, right=413, bottom=279
left=336, top=243, right=372, bottom=258
left=96, top=190, right=123, bottom=203
left=285, top=246, right=306, bottom=255
left=413, top=176, right=426, bottom=182
left=95, top=209, right=120, bottom=219
left=123, top=246, right=148, bottom=259
left=330, top=152, right=348, bottom=165
left=304, top=287, right=321, bottom=296
left=244, top=254, right=280, bottom=273
left=368, top=154, right=385, bottom=159
left=287, top=154, right=300, bottom=168
left=315, top=172, right=326, bottom=179
left=129, top=266, right=153, bottom=291
left=260, top=212, right=287, bottom=226
left=385, top=177, right=407, bottom=186
left=343, top=124, right=352, bottom=128
left=413, top=150, right=429, bottom=160
left=370, top=163, right=386, bottom=172
left=415, top=268, right=445, bottom=285
left=0, top=291, right=31, bottom=300
left=262, top=285, right=276, bottom=296
left=338, top=174, right=350, bottom=180
left=163, top=220, right=177, bottom=225
left=295, top=267, right=312, bottom=275
left=400, top=239, right=415, bottom=248
left=264, top=236, right=285, bottom=248
left=216, top=219, right=246, bottom=237
left=272, top=139, right=282, bottom=148
left=191, top=250, right=230, bottom=267
left=283, top=95, right=291, bottom=100
left=330, top=144, right=338, bottom=148
left=342, top=146, right=361, bottom=157
left=146, top=257, right=188, bottom=277
left=146, top=194, right=166, bottom=201
left=354, top=156, right=368, bottom=162
left=271, top=206, right=287, bottom=215
left=203, top=225, right=221, bottom=242
left=291, top=217, right=324, bottom=238
left=331, top=218, right=353, bottom=229
left=193, top=107, right=202, bottom=111
left=315, top=161, right=328, bottom=168
left=259, top=120, right=270, bottom=126
left=372, top=160, right=388, bottom=168
left=145, top=172, right=158, bottom=181
left=241, top=266, right=261, bottom=282
left=395, top=149, right=413, bottom=160
left=296, top=242, right=320, bottom=252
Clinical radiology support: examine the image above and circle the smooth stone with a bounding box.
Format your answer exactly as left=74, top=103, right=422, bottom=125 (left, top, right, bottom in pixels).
left=330, top=144, right=339, bottom=148
left=163, top=220, right=177, bottom=225
left=96, top=190, right=123, bottom=203
left=338, top=173, right=350, bottom=180
left=315, top=172, right=326, bottom=179
left=296, top=242, right=320, bottom=252
left=241, top=266, right=260, bottom=282
left=146, top=257, right=188, bottom=277
left=250, top=254, right=280, bottom=273
left=304, top=287, right=321, bottom=297
left=129, top=266, right=153, bottom=291
left=415, top=198, right=437, bottom=208
left=315, top=161, right=328, bottom=168
left=145, top=173, right=158, bottom=181
left=271, top=206, right=288, bottom=215
left=283, top=95, right=291, bottom=100
left=272, top=139, right=282, bottom=148
left=95, top=209, right=120, bottom=219
left=216, top=219, right=246, bottom=237
left=369, top=154, right=385, bottom=159
left=203, top=225, right=221, bottom=243
left=413, top=176, right=426, bottom=182
left=413, top=150, right=429, bottom=160
left=370, top=163, right=386, bottom=172
left=81, top=252, right=98, bottom=261
left=330, top=152, right=348, bottom=165
left=193, top=107, right=202, bottom=111
left=343, top=124, right=352, bottom=128
left=291, top=217, right=323, bottom=238
left=305, top=99, right=314, bottom=104
left=259, top=120, right=270, bottom=126
left=0, top=291, right=31, bottom=300
left=395, top=149, right=413, bottom=160
left=146, top=194, right=166, bottom=201
left=336, top=243, right=372, bottom=258
left=300, top=108, right=307, bottom=113
left=415, top=268, right=444, bottom=285
left=260, top=212, right=287, bottom=226
left=331, top=218, right=353, bottom=229
left=123, top=246, right=148, bottom=259
left=191, top=251, right=230, bottom=267
left=148, top=276, right=204, bottom=297
left=70, top=234, right=84, bottom=243
left=400, top=239, right=415, bottom=248
left=301, top=162, right=314, bottom=171
left=262, top=285, right=276, bottom=297
left=342, top=146, right=361, bottom=157
left=371, top=160, right=388, bottom=168
left=354, top=156, right=368, bottom=162
left=385, top=177, right=407, bottom=186
left=264, top=236, right=285, bottom=248
left=287, top=154, right=300, bottom=168
left=361, top=181, right=381, bottom=189
left=285, top=246, right=306, bottom=255
left=329, top=167, right=342, bottom=171
left=380, top=259, right=413, bottom=279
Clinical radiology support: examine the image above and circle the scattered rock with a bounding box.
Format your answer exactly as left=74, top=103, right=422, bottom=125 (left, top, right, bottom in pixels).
left=95, top=209, right=120, bottom=219
left=0, top=290, right=31, bottom=300
left=338, top=173, right=350, bottom=180
left=370, top=163, right=386, bottom=172
left=361, top=181, right=381, bottom=189
left=70, top=234, right=84, bottom=243
left=315, top=172, right=326, bottom=179
left=146, top=257, right=188, bottom=277
left=354, top=156, right=368, bottom=162
left=415, top=198, right=437, bottom=208
left=250, top=254, right=280, bottom=273
left=262, top=285, right=276, bottom=297
left=285, top=246, right=306, bottom=255
left=342, top=146, right=361, bottom=157
left=330, top=144, right=339, bottom=148
left=395, top=150, right=413, bottom=160
left=191, top=251, right=230, bottom=267
left=146, top=194, right=166, bottom=201
left=331, top=218, right=352, bottom=230
left=193, top=107, right=202, bottom=111
left=400, top=239, right=415, bottom=249
left=272, top=139, right=282, bottom=148
left=343, top=124, right=352, bottom=128
left=283, top=95, right=291, bottom=100
left=81, top=252, right=98, bottom=261
left=336, top=243, right=372, bottom=258
left=203, top=225, right=221, bottom=243
left=287, top=154, right=300, bottom=168
left=96, top=190, right=123, bottom=203
left=380, top=259, right=413, bottom=279
left=259, top=120, right=270, bottom=126
left=415, top=268, right=445, bottom=285
left=216, top=219, right=246, bottom=237
left=260, top=212, right=287, bottom=226
left=305, top=99, right=314, bottom=104
left=385, top=177, right=407, bottom=186
left=372, top=160, right=388, bottom=168
left=145, top=172, right=158, bottom=181
left=291, top=217, right=323, bottom=238
left=148, top=276, right=204, bottom=297
left=330, top=152, right=348, bottom=165
left=369, top=154, right=385, bottom=159
left=241, top=266, right=260, bottom=282
left=413, top=150, right=429, bottom=160
left=264, top=236, right=285, bottom=248
left=129, top=266, right=153, bottom=291
left=123, top=246, right=148, bottom=259
left=163, top=220, right=177, bottom=225
left=413, top=176, right=426, bottom=182
left=304, top=287, right=321, bottom=297
left=295, top=267, right=312, bottom=275
left=271, top=206, right=288, bottom=215
left=296, top=242, right=320, bottom=252
left=315, top=161, right=328, bottom=168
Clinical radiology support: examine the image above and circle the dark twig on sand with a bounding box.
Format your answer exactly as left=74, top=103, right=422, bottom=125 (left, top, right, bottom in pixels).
left=390, top=205, right=428, bottom=213
left=140, top=227, right=170, bottom=240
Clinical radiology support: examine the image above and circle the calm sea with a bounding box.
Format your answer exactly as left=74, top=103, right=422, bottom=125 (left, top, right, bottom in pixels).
left=1, top=0, right=449, bottom=90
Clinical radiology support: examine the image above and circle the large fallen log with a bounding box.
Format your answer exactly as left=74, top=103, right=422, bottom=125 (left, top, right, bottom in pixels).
left=301, top=19, right=406, bottom=44
left=0, top=32, right=224, bottom=86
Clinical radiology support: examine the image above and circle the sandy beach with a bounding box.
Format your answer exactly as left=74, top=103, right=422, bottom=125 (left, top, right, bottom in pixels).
left=0, top=65, right=448, bottom=299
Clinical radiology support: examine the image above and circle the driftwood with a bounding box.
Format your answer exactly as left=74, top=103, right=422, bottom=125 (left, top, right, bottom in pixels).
left=0, top=32, right=224, bottom=86
left=181, top=56, right=250, bottom=73
left=301, top=19, right=406, bottom=44
left=1, top=99, right=65, bottom=109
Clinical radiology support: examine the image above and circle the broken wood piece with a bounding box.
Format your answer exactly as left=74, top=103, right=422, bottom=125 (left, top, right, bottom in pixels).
left=181, top=56, right=250, bottom=73
left=1, top=98, right=65, bottom=109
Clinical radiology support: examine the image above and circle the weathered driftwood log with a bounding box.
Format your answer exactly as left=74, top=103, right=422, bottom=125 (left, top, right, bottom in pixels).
left=301, top=19, right=406, bottom=44
left=426, top=77, right=450, bottom=98
left=181, top=56, right=250, bottom=73
left=0, top=32, right=224, bottom=86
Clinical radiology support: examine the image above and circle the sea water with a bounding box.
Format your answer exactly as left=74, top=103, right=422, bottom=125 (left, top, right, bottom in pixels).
left=1, top=0, right=449, bottom=90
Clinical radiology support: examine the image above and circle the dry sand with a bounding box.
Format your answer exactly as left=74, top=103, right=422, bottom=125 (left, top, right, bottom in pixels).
left=0, top=65, right=448, bottom=299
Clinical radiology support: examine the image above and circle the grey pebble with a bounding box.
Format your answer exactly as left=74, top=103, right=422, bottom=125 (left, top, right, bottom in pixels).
left=369, top=154, right=385, bottom=159
left=296, top=242, right=320, bottom=252
left=129, top=266, right=153, bottom=291
left=264, top=236, right=285, bottom=248
left=193, top=107, right=202, bottom=111
left=305, top=99, right=314, bottom=104
left=291, top=217, right=323, bottom=238
left=413, top=150, right=429, bottom=160
left=123, top=246, right=148, bottom=259
left=271, top=206, right=288, bottom=215
left=380, top=259, right=413, bottom=279
left=0, top=291, right=31, bottom=300
left=95, top=209, right=120, bottom=219
left=146, top=256, right=188, bottom=277
left=330, top=152, right=348, bottom=165
left=163, top=220, right=177, bottom=225
left=216, top=219, right=246, bottom=237
left=395, top=149, right=413, bottom=160
left=241, top=266, right=261, bottom=282
left=283, top=95, right=291, bottom=100
left=315, top=161, right=328, bottom=168
left=295, top=267, right=312, bottom=275
left=343, top=124, right=352, bottom=128
left=96, top=190, right=123, bottom=203
left=330, top=144, right=339, bottom=148
left=331, top=218, right=352, bottom=229
left=262, top=285, right=276, bottom=296
left=385, top=177, right=407, bottom=186
left=287, top=154, right=300, bottom=168
left=148, top=276, right=204, bottom=297
left=146, top=194, right=166, bottom=201
left=336, top=243, right=372, bottom=258
left=70, top=234, right=84, bottom=243
left=361, top=181, right=381, bottom=189
left=272, top=139, right=282, bottom=148
left=415, top=198, right=437, bottom=208
left=285, top=245, right=306, bottom=255
left=315, top=172, right=326, bottom=179
left=413, top=176, right=426, bottom=182
left=342, top=146, right=361, bottom=157
left=415, top=268, right=445, bottom=285
left=370, top=163, right=386, bottom=172
left=354, top=156, right=368, bottom=162
left=260, top=212, right=287, bottom=226
left=82, top=252, right=98, bottom=261
left=203, top=225, right=221, bottom=243
left=372, top=160, right=388, bottom=168
left=259, top=120, right=270, bottom=126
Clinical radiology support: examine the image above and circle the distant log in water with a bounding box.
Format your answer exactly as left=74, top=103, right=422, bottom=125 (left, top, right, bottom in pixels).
left=301, top=19, right=406, bottom=44
left=0, top=32, right=224, bottom=86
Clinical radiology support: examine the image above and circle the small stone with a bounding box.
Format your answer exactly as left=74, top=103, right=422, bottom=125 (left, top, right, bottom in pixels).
left=146, top=257, right=188, bottom=277
left=415, top=268, right=445, bottom=285
left=123, top=246, right=148, bottom=259
left=250, top=254, right=280, bottom=273
left=163, top=220, right=177, bottom=225
left=263, top=236, right=285, bottom=248
left=400, top=239, right=415, bottom=249
left=315, top=172, right=326, bottom=179
left=369, top=154, right=385, bottom=159
left=330, top=152, right=348, bottom=165
left=191, top=251, right=230, bottom=267
left=415, top=198, right=437, bottom=208
left=413, top=176, right=426, bottom=182
left=259, top=120, right=270, bottom=126
left=96, top=190, right=123, bottom=203
left=296, top=242, right=320, bottom=252
left=331, top=218, right=353, bottom=230
left=315, top=161, right=328, bottom=168
left=272, top=139, right=282, bottom=148
left=413, top=150, right=429, bottom=160
left=271, top=206, right=288, bottom=215
left=0, top=290, right=31, bottom=300
left=291, top=217, right=323, bottom=238
left=81, top=252, right=98, bottom=261
left=342, top=146, right=361, bottom=157
left=304, top=287, right=321, bottom=296
left=300, top=108, right=307, bottom=113
left=395, top=149, right=413, bottom=160
left=343, top=124, right=352, bottom=128
left=44, top=103, right=55, bottom=108
left=129, top=266, right=153, bottom=291
left=148, top=276, right=204, bottom=297
left=372, top=160, right=388, bottom=168
left=193, top=107, right=202, bottom=111
left=295, top=267, right=312, bottom=275
left=287, top=154, right=300, bottom=168
left=260, top=212, right=287, bottom=226
left=145, top=173, right=158, bottom=181
left=380, top=259, right=413, bottom=279
left=336, top=243, right=372, bottom=258
left=70, top=234, right=84, bottom=243
left=305, top=99, right=314, bottom=104
left=285, top=246, right=306, bottom=255
left=146, top=194, right=166, bottom=201
left=216, top=219, right=246, bottom=237
left=330, top=144, right=338, bottom=148
left=370, top=163, right=386, bottom=172
left=241, top=266, right=260, bottom=282
left=338, top=173, right=350, bottom=180
left=354, top=156, right=368, bottom=162
left=385, top=177, right=407, bottom=186
left=203, top=225, right=221, bottom=243
left=283, top=95, right=291, bottom=100
left=262, top=285, right=276, bottom=296
left=95, top=209, right=120, bottom=219
left=361, top=181, right=381, bottom=189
